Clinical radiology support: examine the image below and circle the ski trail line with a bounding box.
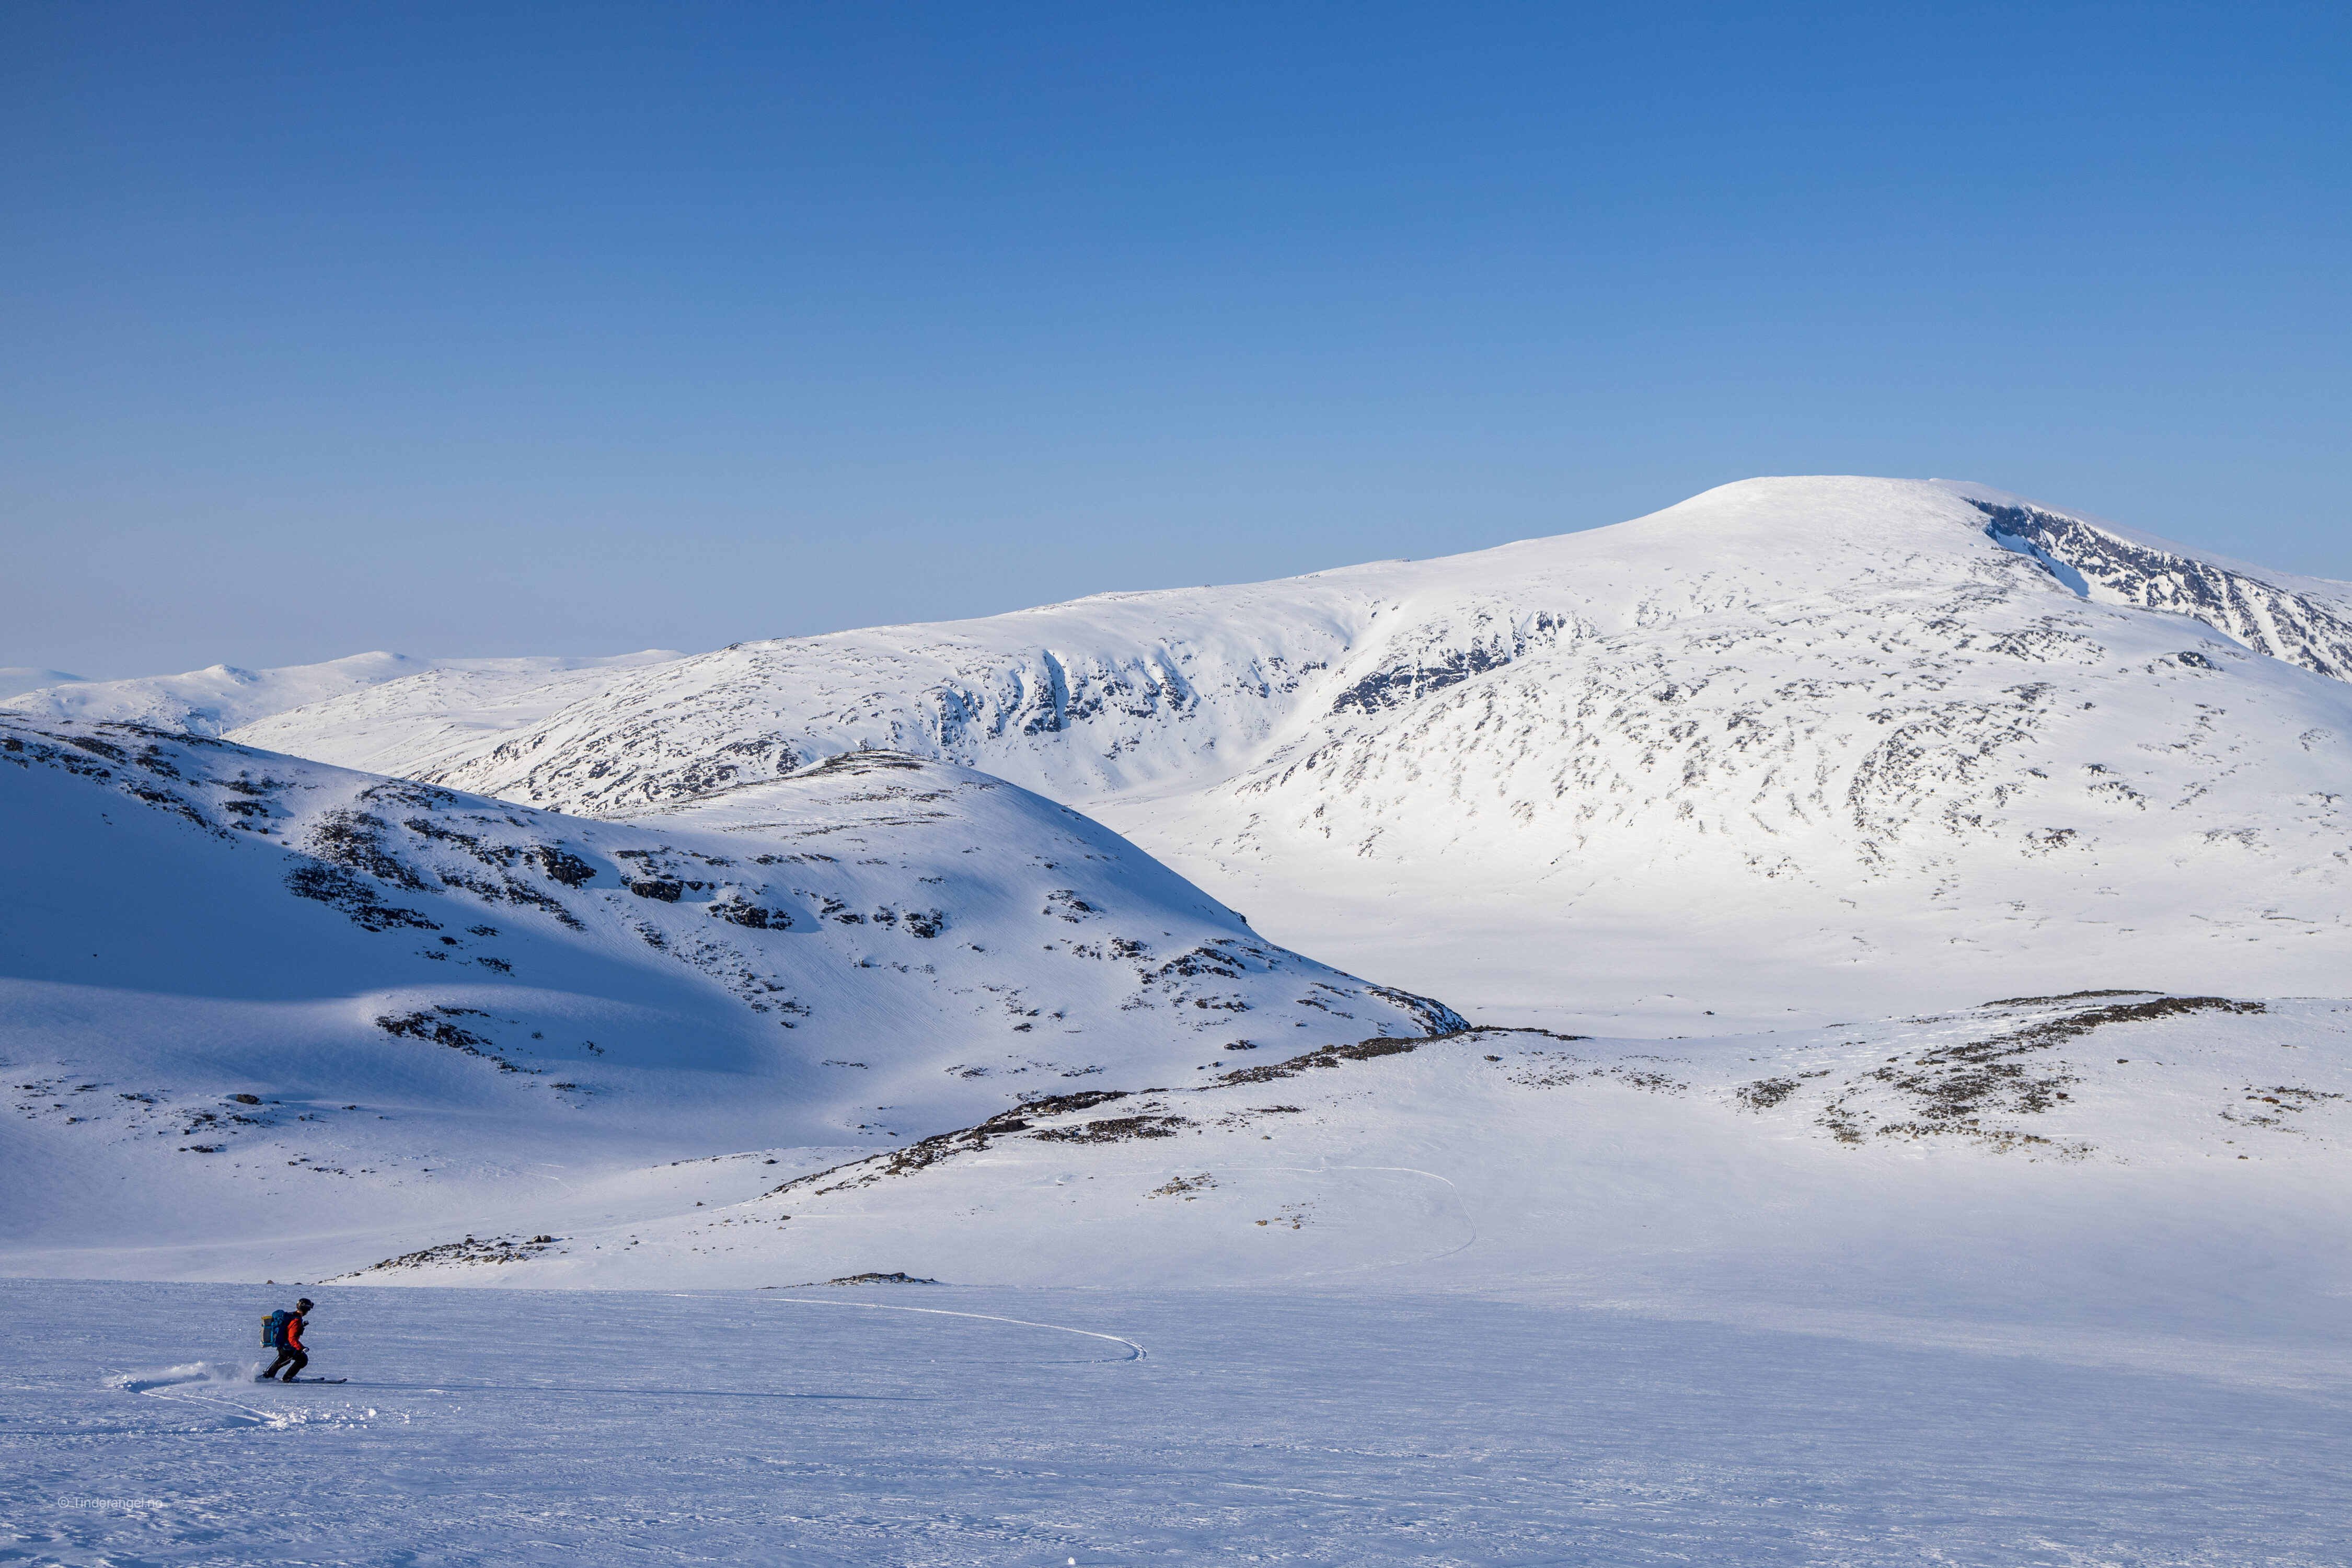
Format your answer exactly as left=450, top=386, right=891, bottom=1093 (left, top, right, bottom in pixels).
left=1327, top=1163, right=1480, bottom=1263
left=755, top=1297, right=1147, bottom=1362
left=123, top=1380, right=282, bottom=1429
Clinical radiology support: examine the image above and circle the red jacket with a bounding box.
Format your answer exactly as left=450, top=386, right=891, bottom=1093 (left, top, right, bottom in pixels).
left=283, top=1312, right=305, bottom=1352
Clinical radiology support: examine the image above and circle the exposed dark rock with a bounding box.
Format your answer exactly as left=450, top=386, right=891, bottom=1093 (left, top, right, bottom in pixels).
left=711, top=899, right=793, bottom=930
left=285, top=860, right=441, bottom=932
left=528, top=846, right=598, bottom=887
left=1972, top=498, right=2352, bottom=681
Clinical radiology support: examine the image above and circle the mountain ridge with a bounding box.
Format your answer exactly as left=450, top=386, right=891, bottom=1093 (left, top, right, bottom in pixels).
left=8, top=477, right=2352, bottom=1308
left=197, top=476, right=2352, bottom=1029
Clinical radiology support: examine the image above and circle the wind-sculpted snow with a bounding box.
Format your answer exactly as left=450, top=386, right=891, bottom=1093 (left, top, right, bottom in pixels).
left=405, top=617, right=1364, bottom=813
left=1325, top=609, right=1587, bottom=714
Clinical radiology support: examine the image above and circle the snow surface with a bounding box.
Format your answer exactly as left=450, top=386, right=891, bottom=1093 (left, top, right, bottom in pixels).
left=10, top=476, right=2352, bottom=1563
left=9, top=990, right=2349, bottom=1561
left=223, top=650, right=690, bottom=778
left=345, top=995, right=2351, bottom=1320
left=0, top=649, right=681, bottom=740
left=227, top=477, right=2352, bottom=1030
left=9, top=1274, right=2349, bottom=1566
left=0, top=713, right=1454, bottom=1281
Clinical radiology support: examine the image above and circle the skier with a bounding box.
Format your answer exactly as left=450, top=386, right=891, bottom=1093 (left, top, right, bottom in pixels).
left=260, top=1298, right=314, bottom=1382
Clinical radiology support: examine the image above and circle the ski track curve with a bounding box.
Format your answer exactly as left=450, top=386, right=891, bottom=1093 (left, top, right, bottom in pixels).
left=748, top=1295, right=1148, bottom=1363
left=113, top=1365, right=289, bottom=1429
left=1300, top=1163, right=1483, bottom=1281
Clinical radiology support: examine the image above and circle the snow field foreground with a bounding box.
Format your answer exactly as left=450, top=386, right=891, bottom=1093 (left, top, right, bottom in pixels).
left=8, top=1278, right=2348, bottom=1567
left=339, top=997, right=2352, bottom=1382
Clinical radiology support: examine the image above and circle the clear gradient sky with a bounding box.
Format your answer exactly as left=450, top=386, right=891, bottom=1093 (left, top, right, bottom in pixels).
left=4, top=1, right=2347, bottom=678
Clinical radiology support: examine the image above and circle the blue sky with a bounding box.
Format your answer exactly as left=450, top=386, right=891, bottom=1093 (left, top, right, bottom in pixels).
left=4, top=1, right=2347, bottom=677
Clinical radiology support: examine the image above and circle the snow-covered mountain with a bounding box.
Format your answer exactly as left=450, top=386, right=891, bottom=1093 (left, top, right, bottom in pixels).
left=238, top=477, right=2352, bottom=1030
left=0, top=713, right=1454, bottom=1277
left=8, top=706, right=2342, bottom=1309
left=1, top=649, right=682, bottom=740
left=14, top=474, right=2352, bottom=1296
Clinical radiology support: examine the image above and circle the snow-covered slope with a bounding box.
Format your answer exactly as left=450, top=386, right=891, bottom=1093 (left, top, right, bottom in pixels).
left=1966, top=485, right=2352, bottom=670
left=327, top=990, right=2352, bottom=1338
left=0, top=715, right=1454, bottom=1278
left=9, top=483, right=2346, bottom=1568
left=1, top=649, right=682, bottom=739
left=221, top=651, right=694, bottom=777
left=17, top=475, right=2352, bottom=1293
left=240, top=477, right=2352, bottom=1029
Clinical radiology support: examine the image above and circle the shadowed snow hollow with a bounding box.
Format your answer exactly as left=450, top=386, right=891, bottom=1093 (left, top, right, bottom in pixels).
left=0, top=717, right=1455, bottom=1278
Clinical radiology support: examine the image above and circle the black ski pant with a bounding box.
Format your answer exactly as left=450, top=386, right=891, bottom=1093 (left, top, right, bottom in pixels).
left=264, top=1348, right=307, bottom=1381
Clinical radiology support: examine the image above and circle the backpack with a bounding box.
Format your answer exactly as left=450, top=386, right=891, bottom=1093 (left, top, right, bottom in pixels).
left=261, top=1309, right=294, bottom=1350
